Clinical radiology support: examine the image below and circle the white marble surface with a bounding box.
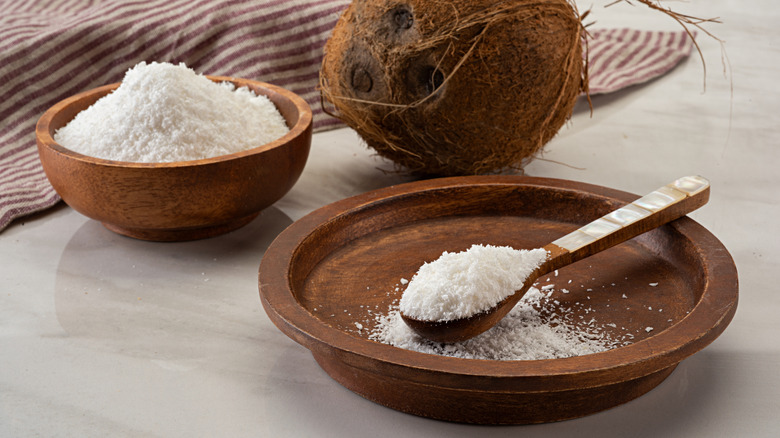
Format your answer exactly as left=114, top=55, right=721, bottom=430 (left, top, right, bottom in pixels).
left=2, top=1, right=779, bottom=436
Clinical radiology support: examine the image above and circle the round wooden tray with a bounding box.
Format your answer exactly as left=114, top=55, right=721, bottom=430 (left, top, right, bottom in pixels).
left=259, top=176, right=738, bottom=424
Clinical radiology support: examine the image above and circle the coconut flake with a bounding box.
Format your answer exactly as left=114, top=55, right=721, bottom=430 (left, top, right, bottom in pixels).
left=372, top=287, right=625, bottom=360
left=398, top=244, right=548, bottom=321
left=54, top=62, right=289, bottom=162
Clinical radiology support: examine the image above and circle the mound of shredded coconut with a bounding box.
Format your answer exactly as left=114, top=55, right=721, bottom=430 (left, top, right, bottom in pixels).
left=372, top=287, right=624, bottom=360
left=54, top=61, right=290, bottom=162
left=399, top=244, right=548, bottom=322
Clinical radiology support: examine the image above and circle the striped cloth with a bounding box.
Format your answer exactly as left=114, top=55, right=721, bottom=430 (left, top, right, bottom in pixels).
left=587, top=28, right=694, bottom=94
left=0, top=0, right=693, bottom=232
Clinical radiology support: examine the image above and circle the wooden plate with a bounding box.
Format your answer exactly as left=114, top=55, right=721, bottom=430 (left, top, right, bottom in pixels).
left=258, top=176, right=738, bottom=424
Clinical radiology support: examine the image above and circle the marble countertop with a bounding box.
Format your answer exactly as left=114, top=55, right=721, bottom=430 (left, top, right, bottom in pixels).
left=2, top=1, right=778, bottom=436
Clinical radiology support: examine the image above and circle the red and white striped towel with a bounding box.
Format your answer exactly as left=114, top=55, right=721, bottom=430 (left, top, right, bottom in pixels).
left=0, top=0, right=693, bottom=232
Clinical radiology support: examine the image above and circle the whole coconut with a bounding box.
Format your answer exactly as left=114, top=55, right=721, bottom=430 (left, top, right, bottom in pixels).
left=320, top=0, right=586, bottom=175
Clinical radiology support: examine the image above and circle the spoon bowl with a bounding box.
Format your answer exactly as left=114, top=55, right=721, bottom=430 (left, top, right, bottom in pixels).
left=401, top=176, right=711, bottom=343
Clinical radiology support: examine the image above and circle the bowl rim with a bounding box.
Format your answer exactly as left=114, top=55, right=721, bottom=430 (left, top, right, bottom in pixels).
left=35, top=75, right=313, bottom=168
left=259, top=175, right=739, bottom=391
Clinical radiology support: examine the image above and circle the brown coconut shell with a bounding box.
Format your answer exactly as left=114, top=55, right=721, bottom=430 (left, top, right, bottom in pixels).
left=321, top=0, right=586, bottom=176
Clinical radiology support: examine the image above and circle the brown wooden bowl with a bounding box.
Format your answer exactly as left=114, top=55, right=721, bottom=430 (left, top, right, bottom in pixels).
left=259, top=176, right=738, bottom=424
left=36, top=76, right=312, bottom=241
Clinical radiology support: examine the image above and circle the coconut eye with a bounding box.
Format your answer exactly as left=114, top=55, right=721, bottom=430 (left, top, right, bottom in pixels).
left=351, top=66, right=373, bottom=93
left=405, top=61, right=446, bottom=101
left=422, top=67, right=444, bottom=96
left=392, top=6, right=413, bottom=31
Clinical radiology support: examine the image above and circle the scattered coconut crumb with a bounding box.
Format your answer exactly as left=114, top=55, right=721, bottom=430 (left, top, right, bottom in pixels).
left=370, top=286, right=630, bottom=361
left=358, top=265, right=675, bottom=361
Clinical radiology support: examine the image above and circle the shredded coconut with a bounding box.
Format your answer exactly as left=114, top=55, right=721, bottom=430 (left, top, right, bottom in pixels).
left=54, top=61, right=290, bottom=162
left=371, top=287, right=626, bottom=360
left=398, top=244, right=548, bottom=322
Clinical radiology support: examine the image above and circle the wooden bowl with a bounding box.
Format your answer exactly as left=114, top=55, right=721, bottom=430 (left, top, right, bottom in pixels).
left=259, top=176, right=738, bottom=424
left=36, top=76, right=312, bottom=241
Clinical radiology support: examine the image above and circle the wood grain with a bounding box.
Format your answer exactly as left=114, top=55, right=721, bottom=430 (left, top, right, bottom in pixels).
left=35, top=76, right=312, bottom=241
left=258, top=176, right=738, bottom=424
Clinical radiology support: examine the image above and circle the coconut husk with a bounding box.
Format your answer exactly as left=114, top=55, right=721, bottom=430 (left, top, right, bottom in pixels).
left=321, top=0, right=587, bottom=176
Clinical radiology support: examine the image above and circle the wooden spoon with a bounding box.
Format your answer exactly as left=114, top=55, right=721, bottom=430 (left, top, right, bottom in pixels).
left=401, top=176, right=711, bottom=343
